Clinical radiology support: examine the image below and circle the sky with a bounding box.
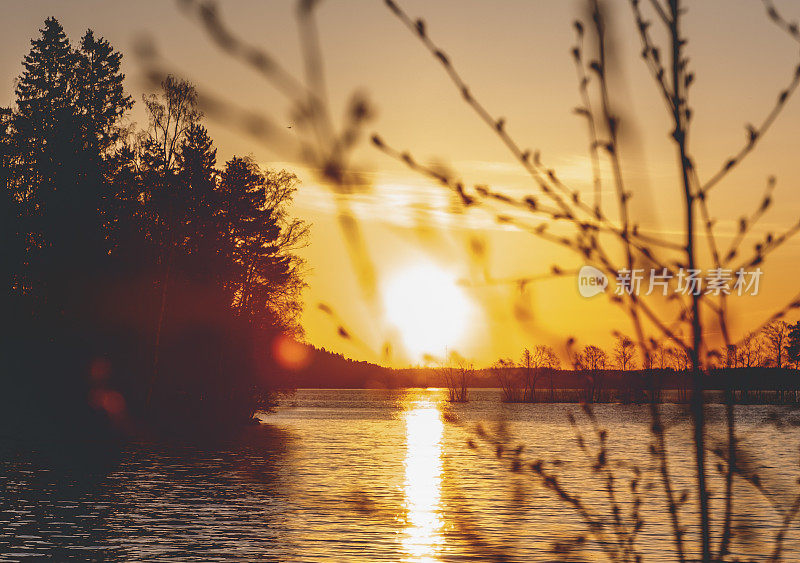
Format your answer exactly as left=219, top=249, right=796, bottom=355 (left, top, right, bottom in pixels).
left=2, top=1, right=799, bottom=367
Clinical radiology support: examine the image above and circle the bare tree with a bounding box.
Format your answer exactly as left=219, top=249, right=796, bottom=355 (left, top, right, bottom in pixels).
left=443, top=352, right=470, bottom=402
left=519, top=345, right=561, bottom=401
left=763, top=321, right=789, bottom=368
left=577, top=344, right=607, bottom=403
left=613, top=335, right=636, bottom=371
left=737, top=333, right=766, bottom=368
left=652, top=341, right=669, bottom=370
left=668, top=345, right=691, bottom=372
left=491, top=358, right=522, bottom=402
left=142, top=75, right=202, bottom=170
left=532, top=344, right=561, bottom=402
left=580, top=345, right=607, bottom=371
left=520, top=348, right=534, bottom=402
left=788, top=321, right=800, bottom=369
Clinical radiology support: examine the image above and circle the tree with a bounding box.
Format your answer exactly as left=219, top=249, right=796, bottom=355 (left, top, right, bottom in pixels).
left=138, top=77, right=206, bottom=406
left=11, top=17, right=79, bottom=310
left=614, top=335, right=636, bottom=371
left=219, top=157, right=307, bottom=332
left=520, top=348, right=534, bottom=401
left=668, top=346, right=691, bottom=371
left=3, top=18, right=309, bottom=437
left=174, top=123, right=220, bottom=270
left=9, top=18, right=131, bottom=317
left=523, top=345, right=560, bottom=401
left=1, top=107, right=22, bottom=303
left=651, top=342, right=670, bottom=370
left=14, top=18, right=75, bottom=147
left=443, top=351, right=470, bottom=402
left=132, top=77, right=309, bottom=406
left=74, top=30, right=132, bottom=156
left=786, top=322, right=800, bottom=369
left=579, top=345, right=607, bottom=371
left=578, top=344, right=607, bottom=403
left=139, top=76, right=205, bottom=252
left=763, top=321, right=789, bottom=368
left=492, top=358, right=522, bottom=402
left=736, top=333, right=766, bottom=369
left=142, top=75, right=201, bottom=171
left=613, top=335, right=637, bottom=402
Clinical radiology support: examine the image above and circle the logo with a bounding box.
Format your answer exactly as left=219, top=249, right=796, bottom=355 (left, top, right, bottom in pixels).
left=578, top=265, right=608, bottom=298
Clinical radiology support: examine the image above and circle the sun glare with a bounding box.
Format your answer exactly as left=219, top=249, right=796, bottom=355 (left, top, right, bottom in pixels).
left=402, top=392, right=444, bottom=561
left=383, top=263, right=472, bottom=360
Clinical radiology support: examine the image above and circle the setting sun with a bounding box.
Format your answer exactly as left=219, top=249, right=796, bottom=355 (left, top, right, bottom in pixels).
left=383, top=263, right=472, bottom=360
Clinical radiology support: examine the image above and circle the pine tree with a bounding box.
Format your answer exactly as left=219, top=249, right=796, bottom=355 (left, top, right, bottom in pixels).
left=10, top=18, right=131, bottom=317
left=1, top=107, right=22, bottom=303
left=219, top=157, right=291, bottom=326
left=75, top=30, right=132, bottom=156
left=172, top=123, right=228, bottom=287
left=175, top=124, right=218, bottom=253
left=11, top=18, right=80, bottom=314
left=14, top=18, right=76, bottom=149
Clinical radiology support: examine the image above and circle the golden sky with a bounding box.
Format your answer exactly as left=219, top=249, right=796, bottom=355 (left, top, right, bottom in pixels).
left=2, top=1, right=799, bottom=367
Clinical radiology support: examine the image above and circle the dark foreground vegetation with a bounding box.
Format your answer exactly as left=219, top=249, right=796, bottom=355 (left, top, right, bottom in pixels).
left=1, top=18, right=306, bottom=445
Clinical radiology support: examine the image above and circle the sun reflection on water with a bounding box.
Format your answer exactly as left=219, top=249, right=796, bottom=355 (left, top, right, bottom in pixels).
left=402, top=390, right=445, bottom=562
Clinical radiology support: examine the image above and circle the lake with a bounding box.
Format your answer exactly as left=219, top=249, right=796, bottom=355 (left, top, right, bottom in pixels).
left=2, top=388, right=800, bottom=561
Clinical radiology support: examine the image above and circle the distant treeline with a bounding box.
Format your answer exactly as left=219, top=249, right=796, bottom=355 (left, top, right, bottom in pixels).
left=286, top=338, right=800, bottom=405
left=290, top=353, right=800, bottom=405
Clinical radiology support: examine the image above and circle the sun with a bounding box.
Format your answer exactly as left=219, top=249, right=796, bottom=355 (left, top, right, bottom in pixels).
left=382, top=262, right=473, bottom=360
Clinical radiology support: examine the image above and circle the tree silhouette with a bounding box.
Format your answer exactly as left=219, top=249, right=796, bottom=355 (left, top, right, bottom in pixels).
left=736, top=333, right=766, bottom=369
left=491, top=357, right=522, bottom=402
left=75, top=30, right=132, bottom=156
left=9, top=18, right=132, bottom=320
left=786, top=322, right=800, bottom=369
left=613, top=335, right=636, bottom=371
left=2, top=21, right=307, bottom=438
left=579, top=345, right=607, bottom=371
left=577, top=344, right=607, bottom=402
left=520, top=345, right=560, bottom=402
left=12, top=17, right=80, bottom=313
left=763, top=321, right=789, bottom=368
left=142, top=75, right=202, bottom=171
left=219, top=157, right=305, bottom=331
left=127, top=77, right=308, bottom=410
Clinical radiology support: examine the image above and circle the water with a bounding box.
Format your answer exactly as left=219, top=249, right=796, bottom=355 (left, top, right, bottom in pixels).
left=2, top=388, right=800, bottom=561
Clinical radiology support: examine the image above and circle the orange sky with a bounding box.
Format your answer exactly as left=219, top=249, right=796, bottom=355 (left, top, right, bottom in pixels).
left=2, top=1, right=799, bottom=367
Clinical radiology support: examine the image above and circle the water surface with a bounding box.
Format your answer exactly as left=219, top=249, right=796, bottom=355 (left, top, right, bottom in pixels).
left=2, top=389, right=800, bottom=561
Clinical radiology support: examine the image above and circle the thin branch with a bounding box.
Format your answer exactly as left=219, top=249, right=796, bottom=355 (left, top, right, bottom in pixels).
left=630, top=0, right=675, bottom=113
left=178, top=0, right=309, bottom=99
left=572, top=22, right=604, bottom=215
left=700, top=63, right=800, bottom=196
left=763, top=0, right=800, bottom=45
left=722, top=175, right=776, bottom=264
